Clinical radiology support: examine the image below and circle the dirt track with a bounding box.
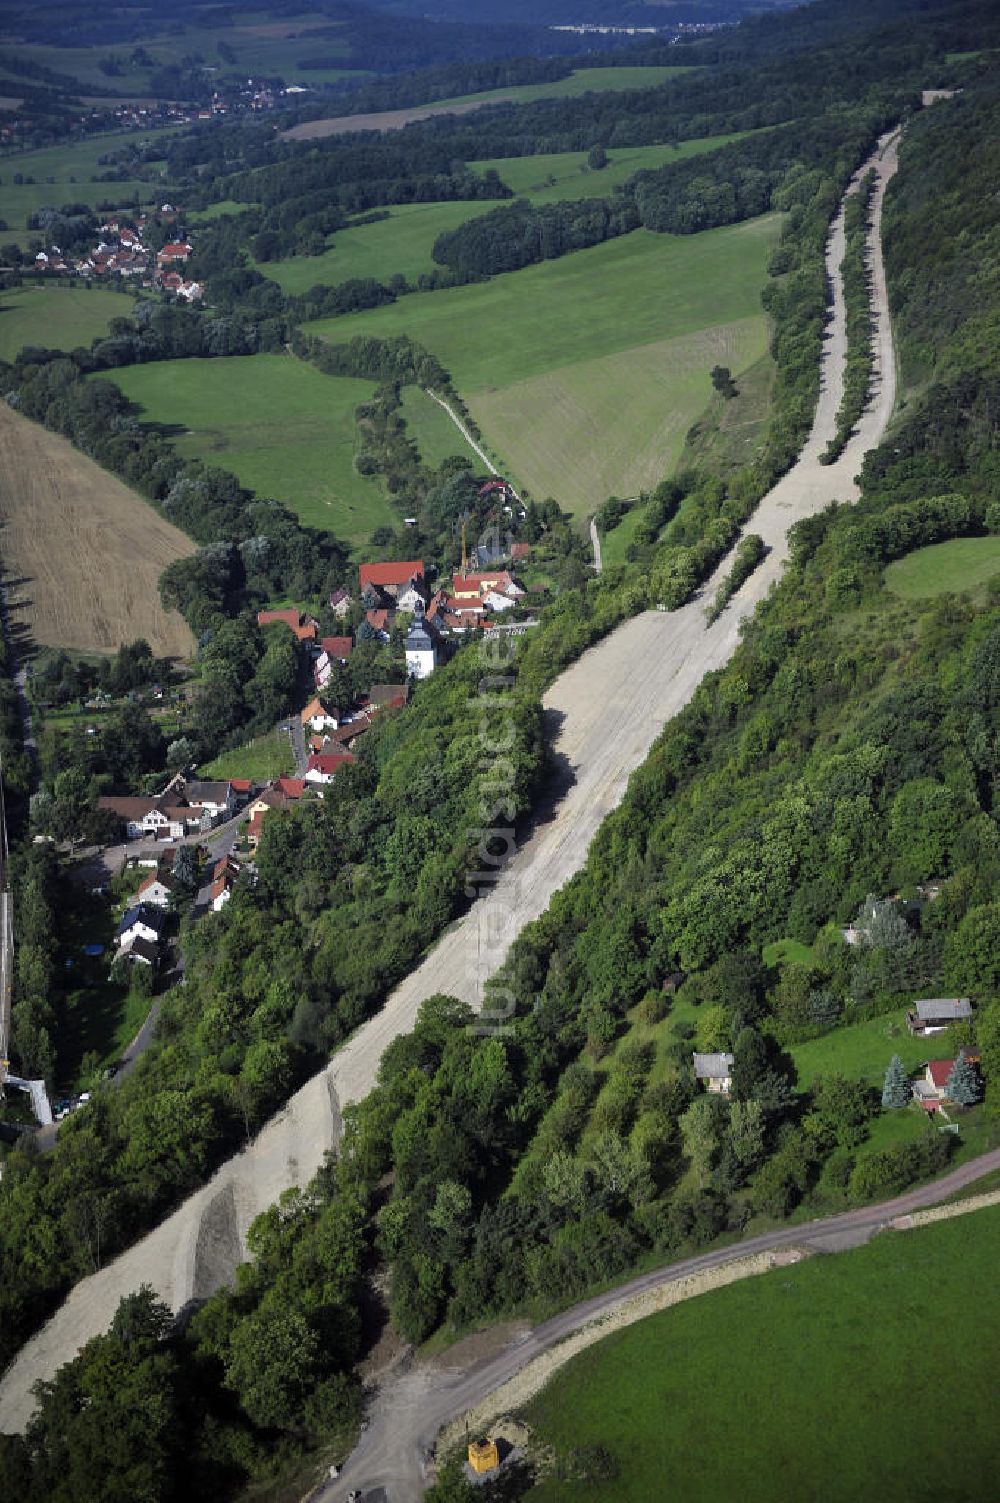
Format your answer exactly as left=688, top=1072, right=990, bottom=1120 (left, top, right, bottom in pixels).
left=0, top=129, right=899, bottom=1434
left=0, top=403, right=194, bottom=658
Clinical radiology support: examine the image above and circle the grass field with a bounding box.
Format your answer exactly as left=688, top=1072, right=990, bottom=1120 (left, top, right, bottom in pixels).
left=884, top=536, right=1000, bottom=600
left=436, top=65, right=694, bottom=111
left=471, top=131, right=754, bottom=206
left=259, top=134, right=757, bottom=296
left=788, top=1009, right=949, bottom=1091
left=103, top=354, right=397, bottom=546
left=0, top=399, right=194, bottom=657
left=256, top=199, right=489, bottom=294
left=199, top=725, right=294, bottom=781
left=306, top=215, right=780, bottom=514
left=0, top=130, right=175, bottom=236
left=400, top=386, right=472, bottom=469
left=523, top=1205, right=1000, bottom=1502
left=0, top=285, right=136, bottom=360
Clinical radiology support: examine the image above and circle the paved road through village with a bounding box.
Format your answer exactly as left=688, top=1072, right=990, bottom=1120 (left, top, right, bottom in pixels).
left=0, top=127, right=902, bottom=1433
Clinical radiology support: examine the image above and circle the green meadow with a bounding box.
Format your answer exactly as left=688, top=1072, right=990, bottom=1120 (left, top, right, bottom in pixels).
left=307, top=214, right=781, bottom=513
left=399, top=386, right=473, bottom=469
left=257, top=199, right=489, bottom=294
left=199, top=725, right=294, bottom=781
left=788, top=1009, right=946, bottom=1091
left=259, top=134, right=756, bottom=296
left=0, top=285, right=136, bottom=360
left=0, top=131, right=175, bottom=236
left=471, top=131, right=755, bottom=206
left=884, top=535, right=1000, bottom=600
left=523, top=1205, right=1000, bottom=1502
left=436, top=64, right=694, bottom=111
left=103, top=354, right=398, bottom=546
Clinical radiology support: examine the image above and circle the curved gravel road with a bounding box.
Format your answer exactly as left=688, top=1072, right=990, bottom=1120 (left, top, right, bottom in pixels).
left=0, top=128, right=899, bottom=1434
left=327, top=1147, right=1000, bottom=1503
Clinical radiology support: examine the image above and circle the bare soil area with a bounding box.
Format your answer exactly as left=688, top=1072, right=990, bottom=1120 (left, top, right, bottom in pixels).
left=0, top=403, right=195, bottom=658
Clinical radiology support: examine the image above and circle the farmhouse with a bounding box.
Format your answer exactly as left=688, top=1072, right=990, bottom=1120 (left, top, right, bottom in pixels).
left=907, top=998, right=973, bottom=1035
left=692, top=1052, right=735, bottom=1096
left=157, top=241, right=193, bottom=266
left=98, top=795, right=200, bottom=841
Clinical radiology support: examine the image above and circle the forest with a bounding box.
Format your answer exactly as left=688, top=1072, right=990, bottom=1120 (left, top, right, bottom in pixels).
left=0, top=3, right=999, bottom=1498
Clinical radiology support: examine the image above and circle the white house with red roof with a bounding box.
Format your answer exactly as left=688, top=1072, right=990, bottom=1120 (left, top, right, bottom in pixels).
left=305, top=751, right=356, bottom=785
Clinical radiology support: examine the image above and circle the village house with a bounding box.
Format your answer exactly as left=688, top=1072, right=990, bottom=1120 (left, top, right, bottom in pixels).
left=121, top=936, right=159, bottom=968
left=305, top=751, right=356, bottom=786
left=692, top=1052, right=735, bottom=1096
left=182, top=778, right=237, bottom=828
left=511, top=541, right=531, bottom=563
left=210, top=871, right=236, bottom=912
left=328, top=587, right=351, bottom=618
left=300, top=697, right=341, bottom=734
left=257, top=608, right=318, bottom=642
left=321, top=635, right=353, bottom=662
left=358, top=560, right=425, bottom=602
left=907, top=997, right=973, bottom=1035
left=135, top=870, right=174, bottom=909
left=367, top=683, right=409, bottom=713
left=117, top=903, right=164, bottom=951
left=156, top=240, right=193, bottom=267
left=364, top=608, right=392, bottom=640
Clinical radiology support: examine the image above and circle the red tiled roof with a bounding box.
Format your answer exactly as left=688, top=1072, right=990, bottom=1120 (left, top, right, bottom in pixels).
left=928, top=1059, right=955, bottom=1089
left=230, top=778, right=252, bottom=793
left=276, top=777, right=305, bottom=799
left=321, top=635, right=353, bottom=659
left=306, top=752, right=355, bottom=776
left=359, top=560, right=424, bottom=590
left=511, top=542, right=531, bottom=560
left=366, top=609, right=390, bottom=631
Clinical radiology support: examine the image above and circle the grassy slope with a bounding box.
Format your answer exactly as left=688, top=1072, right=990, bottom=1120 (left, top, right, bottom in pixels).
left=259, top=134, right=757, bottom=296
left=789, top=1008, right=950, bottom=1090
left=256, top=199, right=488, bottom=293
left=884, top=536, right=1000, bottom=600
left=471, top=131, right=754, bottom=206
left=0, top=285, right=136, bottom=360
left=101, top=354, right=398, bottom=547
left=399, top=386, right=471, bottom=469
left=199, top=725, right=294, bottom=781
left=308, top=214, right=779, bottom=513
left=524, top=1206, right=1000, bottom=1502
left=435, top=64, right=694, bottom=110
left=0, top=131, right=176, bottom=235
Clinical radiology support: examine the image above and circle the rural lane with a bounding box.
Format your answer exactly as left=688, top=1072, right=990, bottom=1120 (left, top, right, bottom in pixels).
left=590, top=516, right=603, bottom=574
left=423, top=389, right=522, bottom=501
left=326, top=1147, right=1000, bottom=1503
left=0, top=127, right=900, bottom=1433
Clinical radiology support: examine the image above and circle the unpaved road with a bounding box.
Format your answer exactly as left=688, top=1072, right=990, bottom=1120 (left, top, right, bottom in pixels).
left=0, top=402, right=194, bottom=658
left=423, top=388, right=522, bottom=500
left=0, top=129, right=899, bottom=1434
left=328, top=1147, right=1000, bottom=1503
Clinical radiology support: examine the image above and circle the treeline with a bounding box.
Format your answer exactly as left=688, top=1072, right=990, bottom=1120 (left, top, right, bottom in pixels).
left=432, top=100, right=904, bottom=278
left=823, top=169, right=877, bottom=463
left=298, top=54, right=575, bottom=117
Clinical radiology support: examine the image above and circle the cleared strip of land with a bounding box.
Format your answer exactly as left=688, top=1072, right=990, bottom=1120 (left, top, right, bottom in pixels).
left=0, top=402, right=194, bottom=658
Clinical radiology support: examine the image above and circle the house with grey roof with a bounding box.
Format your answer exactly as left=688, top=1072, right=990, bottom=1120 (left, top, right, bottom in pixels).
left=692, top=1052, right=735, bottom=1096
left=906, top=998, right=973, bottom=1035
